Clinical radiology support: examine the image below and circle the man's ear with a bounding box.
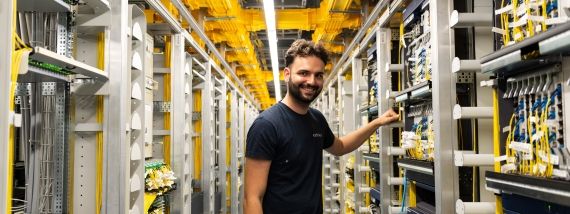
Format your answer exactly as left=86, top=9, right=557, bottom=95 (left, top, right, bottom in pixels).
left=283, top=67, right=290, bottom=82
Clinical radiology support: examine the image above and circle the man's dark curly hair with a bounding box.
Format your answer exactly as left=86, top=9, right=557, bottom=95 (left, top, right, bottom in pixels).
left=285, top=39, right=329, bottom=68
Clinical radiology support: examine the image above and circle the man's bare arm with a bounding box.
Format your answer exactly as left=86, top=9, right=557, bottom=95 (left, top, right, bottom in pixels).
left=326, top=109, right=399, bottom=156
left=244, top=157, right=272, bottom=214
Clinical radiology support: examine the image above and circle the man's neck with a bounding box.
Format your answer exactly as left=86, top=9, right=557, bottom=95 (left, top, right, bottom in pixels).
left=281, top=94, right=310, bottom=115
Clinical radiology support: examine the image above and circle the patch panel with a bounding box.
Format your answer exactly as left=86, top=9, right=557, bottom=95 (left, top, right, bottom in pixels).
left=494, top=0, right=568, bottom=47
left=402, top=5, right=432, bottom=87
left=401, top=104, right=434, bottom=161
left=498, top=64, right=568, bottom=179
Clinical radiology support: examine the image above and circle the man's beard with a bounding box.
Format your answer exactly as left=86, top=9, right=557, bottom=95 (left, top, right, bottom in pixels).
left=287, top=79, right=321, bottom=105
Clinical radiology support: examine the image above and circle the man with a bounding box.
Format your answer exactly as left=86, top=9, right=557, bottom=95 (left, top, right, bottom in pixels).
left=244, top=39, right=399, bottom=214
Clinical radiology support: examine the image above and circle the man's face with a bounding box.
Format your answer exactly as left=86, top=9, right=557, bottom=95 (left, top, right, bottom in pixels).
left=284, top=56, right=326, bottom=105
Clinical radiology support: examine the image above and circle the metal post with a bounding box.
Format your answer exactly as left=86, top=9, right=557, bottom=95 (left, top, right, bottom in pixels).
left=218, top=80, right=228, bottom=213
left=0, top=0, right=14, bottom=212
left=105, top=0, right=129, bottom=212
left=183, top=53, right=194, bottom=213
left=351, top=56, right=367, bottom=212
left=430, top=0, right=459, bottom=213
left=337, top=76, right=346, bottom=213
left=376, top=27, right=393, bottom=214
left=230, top=90, right=239, bottom=214
left=202, top=60, right=215, bottom=214
left=238, top=97, right=245, bottom=214
left=170, top=33, right=187, bottom=213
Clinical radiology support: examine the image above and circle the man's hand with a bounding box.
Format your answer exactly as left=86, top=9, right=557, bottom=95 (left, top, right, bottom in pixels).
left=374, top=109, right=399, bottom=126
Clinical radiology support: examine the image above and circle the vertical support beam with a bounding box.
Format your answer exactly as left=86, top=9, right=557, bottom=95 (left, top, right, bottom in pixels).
left=202, top=60, right=215, bottom=214
left=218, top=80, right=228, bottom=213
left=341, top=74, right=354, bottom=211
left=472, top=0, right=495, bottom=202
left=53, top=83, right=68, bottom=213
left=0, top=0, right=14, bottom=213
left=128, top=6, right=147, bottom=213
left=337, top=77, right=346, bottom=213
left=376, top=27, right=393, bottom=214
left=238, top=97, right=245, bottom=214
left=183, top=54, right=194, bottom=213
left=169, top=33, right=187, bottom=213
left=430, top=0, right=459, bottom=213
left=105, top=0, right=129, bottom=212
left=230, top=91, right=239, bottom=214
left=351, top=57, right=366, bottom=211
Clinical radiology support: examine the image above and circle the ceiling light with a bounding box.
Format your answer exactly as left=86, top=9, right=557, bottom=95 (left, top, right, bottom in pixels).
left=263, top=0, right=281, bottom=102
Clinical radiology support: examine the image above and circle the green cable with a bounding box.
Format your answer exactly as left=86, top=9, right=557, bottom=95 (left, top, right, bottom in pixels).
left=28, top=59, right=75, bottom=75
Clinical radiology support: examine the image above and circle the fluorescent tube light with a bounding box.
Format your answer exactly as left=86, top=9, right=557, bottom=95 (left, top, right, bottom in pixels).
left=263, top=0, right=281, bottom=101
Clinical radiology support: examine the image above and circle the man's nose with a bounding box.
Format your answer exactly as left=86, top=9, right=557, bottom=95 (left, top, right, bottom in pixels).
left=306, top=75, right=316, bottom=85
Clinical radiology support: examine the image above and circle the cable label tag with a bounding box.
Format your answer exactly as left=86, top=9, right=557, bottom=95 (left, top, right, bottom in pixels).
left=522, top=153, right=534, bottom=160
left=545, top=119, right=559, bottom=126
left=516, top=3, right=527, bottom=16
left=529, top=116, right=537, bottom=123
left=501, top=163, right=517, bottom=173
left=502, top=126, right=511, bottom=133
left=553, top=169, right=569, bottom=178
left=531, top=131, right=543, bottom=141
left=495, top=4, right=513, bottom=15
left=539, top=151, right=559, bottom=165
left=510, top=141, right=533, bottom=153
left=495, top=155, right=507, bottom=162
left=492, top=27, right=507, bottom=35
left=510, top=14, right=529, bottom=28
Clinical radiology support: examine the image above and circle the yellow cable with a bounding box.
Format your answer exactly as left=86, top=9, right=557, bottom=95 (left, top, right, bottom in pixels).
left=492, top=89, right=504, bottom=214
left=95, top=96, right=103, bottom=214
left=93, top=30, right=105, bottom=214
left=164, top=36, right=172, bottom=165
left=7, top=0, right=33, bottom=212
left=193, top=91, right=202, bottom=180
left=526, top=0, right=534, bottom=38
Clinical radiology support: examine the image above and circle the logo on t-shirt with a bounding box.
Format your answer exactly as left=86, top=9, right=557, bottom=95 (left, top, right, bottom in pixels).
left=313, top=133, right=323, bottom=138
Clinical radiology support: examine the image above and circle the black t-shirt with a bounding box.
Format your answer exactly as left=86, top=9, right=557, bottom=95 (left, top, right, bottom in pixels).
left=246, top=102, right=335, bottom=214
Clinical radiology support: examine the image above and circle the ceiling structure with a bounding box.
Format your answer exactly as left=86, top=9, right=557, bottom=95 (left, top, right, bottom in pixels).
left=151, top=0, right=368, bottom=109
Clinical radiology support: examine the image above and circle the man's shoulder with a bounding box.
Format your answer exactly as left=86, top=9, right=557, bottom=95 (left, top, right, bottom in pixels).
left=258, top=103, right=284, bottom=119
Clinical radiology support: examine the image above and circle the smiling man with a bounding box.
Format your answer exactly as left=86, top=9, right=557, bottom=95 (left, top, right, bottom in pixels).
left=244, top=39, right=399, bottom=214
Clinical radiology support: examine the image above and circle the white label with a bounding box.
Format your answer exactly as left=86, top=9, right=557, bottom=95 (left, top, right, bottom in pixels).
left=536, top=25, right=542, bottom=33
left=529, top=116, right=537, bottom=123
left=545, top=119, right=558, bottom=126
left=503, top=126, right=511, bottom=133
left=492, top=27, right=507, bottom=35
left=522, top=153, right=534, bottom=160
left=539, top=152, right=559, bottom=165
left=495, top=155, right=507, bottom=162
left=552, top=169, right=569, bottom=178
left=501, top=164, right=517, bottom=173
left=531, top=131, right=543, bottom=141
left=516, top=3, right=527, bottom=16
left=13, top=113, right=22, bottom=128
left=510, top=14, right=529, bottom=28
left=495, top=4, right=513, bottom=15
left=510, top=141, right=533, bottom=153
left=529, top=15, right=545, bottom=22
